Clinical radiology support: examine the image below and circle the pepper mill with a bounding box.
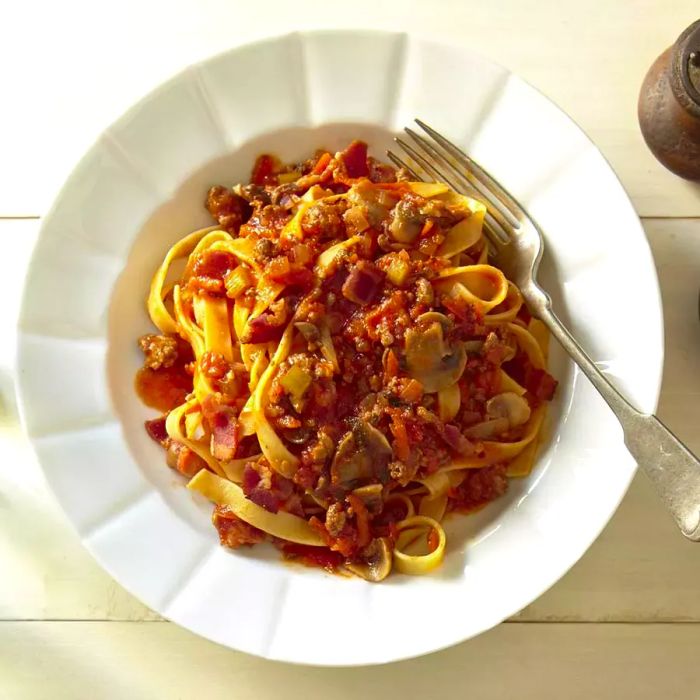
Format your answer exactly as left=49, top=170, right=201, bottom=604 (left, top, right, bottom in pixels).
left=638, top=20, right=700, bottom=180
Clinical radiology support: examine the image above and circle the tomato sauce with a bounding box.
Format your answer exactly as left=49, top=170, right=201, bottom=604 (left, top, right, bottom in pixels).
left=135, top=365, right=192, bottom=412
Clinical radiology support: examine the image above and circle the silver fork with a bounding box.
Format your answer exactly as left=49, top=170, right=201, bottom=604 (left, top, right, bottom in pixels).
left=389, top=119, right=700, bottom=541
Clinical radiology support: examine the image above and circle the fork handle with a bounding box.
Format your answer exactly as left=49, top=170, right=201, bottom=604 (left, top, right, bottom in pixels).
left=539, top=308, right=700, bottom=540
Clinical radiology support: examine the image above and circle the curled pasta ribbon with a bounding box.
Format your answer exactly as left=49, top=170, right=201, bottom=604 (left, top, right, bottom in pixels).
left=251, top=279, right=285, bottom=318
left=173, top=285, right=205, bottom=357
left=436, top=200, right=486, bottom=257
left=507, top=320, right=546, bottom=370
left=166, top=400, right=226, bottom=478
left=202, top=296, right=233, bottom=361
left=419, top=494, right=448, bottom=521
left=439, top=320, right=548, bottom=470
left=394, top=516, right=447, bottom=575
left=314, top=236, right=362, bottom=277
left=504, top=318, right=552, bottom=478
left=528, top=318, right=550, bottom=360
left=501, top=370, right=527, bottom=396
left=221, top=454, right=262, bottom=483
left=384, top=493, right=416, bottom=519
left=251, top=323, right=300, bottom=477
left=148, top=225, right=220, bottom=333
left=485, top=281, right=523, bottom=324
left=417, top=470, right=466, bottom=521
left=405, top=183, right=487, bottom=258
left=187, top=470, right=324, bottom=546
left=183, top=231, right=234, bottom=279
left=442, top=404, right=546, bottom=470
left=438, top=382, right=461, bottom=421
left=433, top=264, right=508, bottom=313
left=207, top=237, right=262, bottom=273
left=233, top=299, right=251, bottom=341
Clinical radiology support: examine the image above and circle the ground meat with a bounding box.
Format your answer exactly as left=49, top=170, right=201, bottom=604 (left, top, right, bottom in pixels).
left=242, top=204, right=290, bottom=238
left=325, top=502, right=347, bottom=537
left=388, top=197, right=424, bottom=243
left=301, top=432, right=335, bottom=467
left=254, top=238, right=277, bottom=260
left=389, top=459, right=418, bottom=485
left=138, top=334, right=179, bottom=370
left=415, top=277, right=434, bottom=306
left=212, top=506, right=265, bottom=547
left=241, top=298, right=290, bottom=343
left=368, top=157, right=397, bottom=183
left=301, top=201, right=345, bottom=240
left=200, top=351, right=230, bottom=379
left=449, top=464, right=508, bottom=511
left=233, top=183, right=271, bottom=207
left=206, top=185, right=249, bottom=233
left=271, top=182, right=302, bottom=206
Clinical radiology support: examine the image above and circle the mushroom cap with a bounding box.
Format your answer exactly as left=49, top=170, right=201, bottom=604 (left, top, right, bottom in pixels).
left=346, top=537, right=393, bottom=582
left=404, top=313, right=467, bottom=394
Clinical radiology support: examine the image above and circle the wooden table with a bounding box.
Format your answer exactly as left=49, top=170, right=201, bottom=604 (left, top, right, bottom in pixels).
left=2, top=2, right=699, bottom=697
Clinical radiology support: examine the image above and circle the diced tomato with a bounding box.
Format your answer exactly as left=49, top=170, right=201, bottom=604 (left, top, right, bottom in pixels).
left=251, top=154, right=279, bottom=186
left=340, top=140, right=369, bottom=178
left=529, top=368, right=558, bottom=401
left=503, top=355, right=557, bottom=402
left=144, top=416, right=168, bottom=444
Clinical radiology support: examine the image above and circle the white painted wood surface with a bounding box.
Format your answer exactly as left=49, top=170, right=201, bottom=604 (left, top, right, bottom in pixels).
left=2, top=1, right=700, bottom=695
left=4, top=621, right=700, bottom=700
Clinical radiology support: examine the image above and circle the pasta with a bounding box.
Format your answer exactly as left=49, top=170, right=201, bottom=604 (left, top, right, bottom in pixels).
left=136, top=140, right=558, bottom=581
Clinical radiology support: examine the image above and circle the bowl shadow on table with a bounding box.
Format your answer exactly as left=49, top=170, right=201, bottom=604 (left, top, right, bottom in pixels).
left=107, top=123, right=576, bottom=579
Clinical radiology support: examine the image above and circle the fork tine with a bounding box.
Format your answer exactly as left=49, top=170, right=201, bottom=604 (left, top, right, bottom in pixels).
left=394, top=137, right=511, bottom=245
left=388, top=146, right=508, bottom=253
left=403, top=127, right=516, bottom=235
left=386, top=151, right=424, bottom=181
left=394, top=137, right=450, bottom=186
left=414, top=119, right=522, bottom=226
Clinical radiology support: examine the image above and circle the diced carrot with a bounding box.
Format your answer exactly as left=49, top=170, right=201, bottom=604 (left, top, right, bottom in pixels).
left=390, top=415, right=411, bottom=462
left=399, top=378, right=424, bottom=404
left=384, top=349, right=399, bottom=381
left=420, top=219, right=434, bottom=237
left=347, top=494, right=371, bottom=548
left=312, top=152, right=332, bottom=174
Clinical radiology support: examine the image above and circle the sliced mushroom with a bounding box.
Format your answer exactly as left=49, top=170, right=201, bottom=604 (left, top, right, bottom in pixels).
left=389, top=199, right=423, bottom=243
left=330, top=419, right=393, bottom=487
left=463, top=417, right=510, bottom=439
left=464, top=340, right=484, bottom=355
left=352, top=483, right=384, bottom=515
left=404, top=313, right=467, bottom=394
left=415, top=311, right=453, bottom=331
left=486, top=392, right=532, bottom=427
left=346, top=537, right=393, bottom=582
left=283, top=427, right=312, bottom=445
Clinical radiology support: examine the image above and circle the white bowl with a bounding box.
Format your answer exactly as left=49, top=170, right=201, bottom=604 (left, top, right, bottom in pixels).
left=15, top=30, right=663, bottom=666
